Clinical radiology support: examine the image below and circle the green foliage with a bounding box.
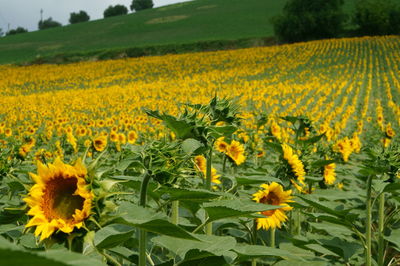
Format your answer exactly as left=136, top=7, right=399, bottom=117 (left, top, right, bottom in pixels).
left=6, top=27, right=28, bottom=36
left=130, top=0, right=154, bottom=12
left=38, top=17, right=62, bottom=30
left=69, top=11, right=90, bottom=24
left=353, top=0, right=400, bottom=36
left=103, top=5, right=129, bottom=18
left=273, top=0, right=346, bottom=43
left=0, top=0, right=288, bottom=64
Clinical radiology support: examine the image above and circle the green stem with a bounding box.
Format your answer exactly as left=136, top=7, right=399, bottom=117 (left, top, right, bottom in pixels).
left=171, top=200, right=179, bottom=225
left=295, top=209, right=301, bottom=235
left=205, top=148, right=213, bottom=236
left=139, top=173, right=152, bottom=266
left=270, top=228, right=276, bottom=248
left=222, top=155, right=227, bottom=173
left=366, top=175, right=373, bottom=266
left=378, top=192, right=385, bottom=266
left=252, top=220, right=257, bottom=266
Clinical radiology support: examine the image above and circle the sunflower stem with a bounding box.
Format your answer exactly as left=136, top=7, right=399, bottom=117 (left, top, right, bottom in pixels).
left=139, top=172, right=152, bottom=266
left=251, top=220, right=258, bottom=266
left=365, top=175, right=373, bottom=266
left=222, top=155, right=227, bottom=173
left=205, top=148, right=213, bottom=236
left=378, top=192, right=385, bottom=266
left=171, top=200, right=179, bottom=225
left=270, top=228, right=276, bottom=248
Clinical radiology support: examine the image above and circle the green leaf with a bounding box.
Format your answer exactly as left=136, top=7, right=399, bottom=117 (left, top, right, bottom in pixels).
left=0, top=237, right=105, bottom=266
left=301, top=134, right=324, bottom=146
left=383, top=183, right=400, bottom=193
left=118, top=203, right=198, bottom=240
left=298, top=196, right=350, bottom=219
left=209, top=125, right=237, bottom=138
left=181, top=138, right=203, bottom=155
left=202, top=199, right=280, bottom=222
left=94, top=224, right=134, bottom=249
left=235, top=175, right=282, bottom=185
left=159, top=187, right=224, bottom=201
left=152, top=234, right=236, bottom=259
left=233, top=244, right=296, bottom=261
left=384, top=229, right=400, bottom=248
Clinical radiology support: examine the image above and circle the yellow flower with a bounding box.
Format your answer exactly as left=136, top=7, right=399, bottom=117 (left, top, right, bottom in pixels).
left=194, top=155, right=221, bottom=185
left=226, top=140, right=246, bottom=165
left=282, top=143, right=306, bottom=184
left=214, top=137, right=228, bottom=153
left=24, top=158, right=93, bottom=241
left=252, top=182, right=293, bottom=230
left=128, top=130, right=138, bottom=144
left=323, top=163, right=336, bottom=185
left=93, top=135, right=107, bottom=152
left=194, top=155, right=206, bottom=173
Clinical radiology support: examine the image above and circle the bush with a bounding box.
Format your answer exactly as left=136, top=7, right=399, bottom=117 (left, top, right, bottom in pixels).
left=38, top=17, right=62, bottom=30
left=130, top=0, right=154, bottom=12
left=273, top=0, right=346, bottom=43
left=69, top=10, right=90, bottom=24
left=6, top=27, right=28, bottom=36
left=353, top=0, right=400, bottom=36
left=103, top=5, right=128, bottom=18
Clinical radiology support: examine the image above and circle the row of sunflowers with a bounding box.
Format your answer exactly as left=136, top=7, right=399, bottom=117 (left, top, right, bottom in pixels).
left=0, top=36, right=399, bottom=265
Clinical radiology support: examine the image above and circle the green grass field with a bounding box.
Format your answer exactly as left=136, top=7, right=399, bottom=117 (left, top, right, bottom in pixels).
left=0, top=0, right=357, bottom=64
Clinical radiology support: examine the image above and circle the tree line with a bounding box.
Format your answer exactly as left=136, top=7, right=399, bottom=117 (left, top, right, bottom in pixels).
left=273, top=0, right=400, bottom=43
left=1, top=0, right=153, bottom=36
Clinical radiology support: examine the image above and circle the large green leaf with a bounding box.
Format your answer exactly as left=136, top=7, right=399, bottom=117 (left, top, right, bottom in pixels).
left=233, top=244, right=297, bottom=261
left=159, top=187, right=224, bottom=201
left=94, top=224, right=135, bottom=249
left=181, top=138, right=203, bottom=155
left=202, top=199, right=280, bottom=222
left=117, top=203, right=198, bottom=240
left=384, top=229, right=400, bottom=249
left=152, top=234, right=237, bottom=261
left=0, top=237, right=105, bottom=266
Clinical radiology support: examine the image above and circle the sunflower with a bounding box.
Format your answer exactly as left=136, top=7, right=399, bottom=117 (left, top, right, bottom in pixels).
left=215, top=137, right=228, bottom=153
left=226, top=140, right=246, bottom=165
left=194, top=155, right=221, bottom=185
left=252, top=182, right=293, bottom=230
left=323, top=163, right=336, bottom=185
left=93, top=135, right=107, bottom=152
left=281, top=143, right=306, bottom=184
left=24, top=158, right=93, bottom=241
left=128, top=130, right=138, bottom=144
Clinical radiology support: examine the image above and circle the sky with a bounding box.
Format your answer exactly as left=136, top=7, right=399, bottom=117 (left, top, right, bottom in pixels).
left=0, top=0, right=192, bottom=33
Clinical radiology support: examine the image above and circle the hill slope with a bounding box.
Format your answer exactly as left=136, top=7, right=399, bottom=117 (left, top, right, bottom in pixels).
left=0, top=0, right=286, bottom=64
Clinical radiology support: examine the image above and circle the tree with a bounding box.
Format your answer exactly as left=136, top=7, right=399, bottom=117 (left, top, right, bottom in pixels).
left=353, top=0, right=400, bottom=36
left=0, top=28, right=3, bottom=37
left=38, top=17, right=62, bottom=30
left=272, top=0, right=346, bottom=43
left=69, top=10, right=90, bottom=24
left=130, top=0, right=154, bottom=12
left=6, top=27, right=28, bottom=36
left=103, top=5, right=128, bottom=18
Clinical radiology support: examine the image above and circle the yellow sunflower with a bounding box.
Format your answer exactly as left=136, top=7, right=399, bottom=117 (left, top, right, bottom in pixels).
left=93, top=135, right=107, bottom=152
left=24, top=158, right=93, bottom=241
left=226, top=140, right=246, bottom=165
left=252, top=182, right=293, bottom=230
left=323, top=163, right=336, bottom=185
left=281, top=143, right=306, bottom=184
left=214, top=137, right=228, bottom=153
left=194, top=155, right=221, bottom=185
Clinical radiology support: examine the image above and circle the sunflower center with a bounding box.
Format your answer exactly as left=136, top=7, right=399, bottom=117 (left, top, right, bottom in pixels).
left=43, top=177, right=85, bottom=221
left=260, top=192, right=280, bottom=216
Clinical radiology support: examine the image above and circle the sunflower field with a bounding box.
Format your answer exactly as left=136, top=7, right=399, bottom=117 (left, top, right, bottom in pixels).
left=0, top=35, right=400, bottom=266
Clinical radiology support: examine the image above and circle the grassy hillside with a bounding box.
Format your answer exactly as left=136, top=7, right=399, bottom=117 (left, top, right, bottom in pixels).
left=0, top=0, right=286, bottom=64
left=0, top=0, right=357, bottom=65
